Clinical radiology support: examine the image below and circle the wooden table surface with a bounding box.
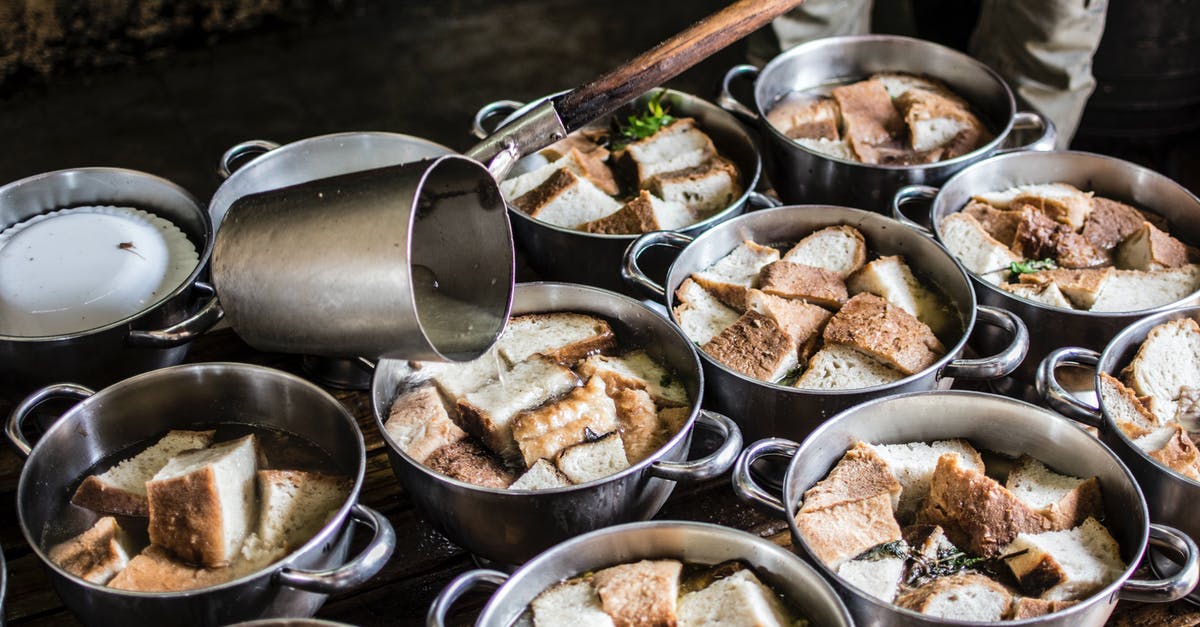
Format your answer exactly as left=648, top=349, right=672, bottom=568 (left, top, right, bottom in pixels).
left=2, top=330, right=1198, bottom=626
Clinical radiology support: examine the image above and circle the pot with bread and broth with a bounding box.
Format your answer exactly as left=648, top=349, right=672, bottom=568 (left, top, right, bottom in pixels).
left=622, top=204, right=1028, bottom=443
left=894, top=150, right=1200, bottom=385
left=370, top=282, right=743, bottom=566
left=1039, top=306, right=1200, bottom=604
left=6, top=363, right=395, bottom=627
left=733, top=390, right=1199, bottom=626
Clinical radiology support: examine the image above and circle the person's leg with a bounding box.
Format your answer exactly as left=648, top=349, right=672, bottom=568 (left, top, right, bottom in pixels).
left=748, top=0, right=873, bottom=65
left=970, top=0, right=1108, bottom=148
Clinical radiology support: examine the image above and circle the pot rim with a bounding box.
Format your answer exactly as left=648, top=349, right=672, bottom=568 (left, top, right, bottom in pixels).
left=755, top=34, right=1017, bottom=172
left=370, top=281, right=705, bottom=495
left=0, top=166, right=214, bottom=342
left=782, top=389, right=1150, bottom=625
left=17, top=362, right=368, bottom=597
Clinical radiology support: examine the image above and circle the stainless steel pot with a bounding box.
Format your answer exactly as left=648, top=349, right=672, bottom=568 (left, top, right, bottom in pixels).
left=472, top=89, right=771, bottom=295
left=370, top=282, right=743, bottom=566
left=733, top=390, right=1200, bottom=627
left=622, top=205, right=1028, bottom=443
left=426, top=520, right=855, bottom=627
left=6, top=363, right=396, bottom=627
left=1038, top=306, right=1200, bottom=605
left=718, top=34, right=1054, bottom=211
left=0, top=168, right=223, bottom=394
left=895, top=150, right=1200, bottom=384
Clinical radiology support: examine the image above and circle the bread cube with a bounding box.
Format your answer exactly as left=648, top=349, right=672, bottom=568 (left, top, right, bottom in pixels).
left=512, top=376, right=619, bottom=467
left=71, top=429, right=215, bottom=517
left=1114, top=222, right=1189, bottom=271
left=1018, top=267, right=1113, bottom=310
left=793, top=344, right=905, bottom=390
left=577, top=350, right=689, bottom=408
left=847, top=255, right=956, bottom=336
left=581, top=190, right=693, bottom=234
left=384, top=385, right=466, bottom=463
left=895, top=88, right=988, bottom=157
left=1122, top=318, right=1200, bottom=421
left=677, top=569, right=794, bottom=627
left=795, top=491, right=903, bottom=568
left=647, top=157, right=741, bottom=217
left=457, top=356, right=581, bottom=463
left=801, top=441, right=902, bottom=513
left=895, top=572, right=1012, bottom=620
left=823, top=293, right=944, bottom=376
left=1089, top=265, right=1200, bottom=312
left=498, top=312, right=616, bottom=367
left=939, top=212, right=1022, bottom=285
left=782, top=225, right=867, bottom=280
left=1098, top=372, right=1160, bottom=439
left=531, top=579, right=615, bottom=627
left=831, top=79, right=903, bottom=164
left=1082, top=197, right=1147, bottom=251
left=758, top=260, right=848, bottom=309
left=425, top=439, right=515, bottom=489
left=512, top=168, right=622, bottom=228
left=509, top=458, right=574, bottom=491
left=614, top=118, right=717, bottom=186
left=745, top=289, right=831, bottom=360
left=1002, top=517, right=1125, bottom=600
left=702, top=310, right=799, bottom=382
left=611, top=387, right=663, bottom=463
left=555, top=432, right=630, bottom=485
left=47, top=517, right=136, bottom=585
left=1009, top=597, right=1077, bottom=619
left=255, top=470, right=350, bottom=551
left=592, top=559, right=682, bottom=626
left=108, top=544, right=244, bottom=592
left=416, top=346, right=507, bottom=401
left=1005, top=456, right=1103, bottom=530
left=973, top=183, right=1094, bottom=231
left=672, top=277, right=740, bottom=345
left=868, top=439, right=985, bottom=522
left=766, top=96, right=841, bottom=141
left=691, top=239, right=780, bottom=310
left=837, top=556, right=907, bottom=603
left=1139, top=423, right=1200, bottom=481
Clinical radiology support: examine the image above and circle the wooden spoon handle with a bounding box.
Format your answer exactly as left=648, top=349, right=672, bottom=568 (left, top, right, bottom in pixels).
left=552, top=0, right=804, bottom=131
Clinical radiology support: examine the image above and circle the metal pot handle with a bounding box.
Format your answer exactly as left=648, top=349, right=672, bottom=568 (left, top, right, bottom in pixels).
left=127, top=282, right=225, bottom=348
left=1035, top=347, right=1105, bottom=428
left=649, top=410, right=743, bottom=482
left=1120, top=523, right=1200, bottom=603
left=621, top=231, right=694, bottom=300
left=997, top=110, right=1057, bottom=155
left=426, top=569, right=509, bottom=627
left=747, top=191, right=782, bottom=210
left=891, top=184, right=939, bottom=236
left=717, top=64, right=760, bottom=123
left=471, top=100, right=525, bottom=140
left=939, top=306, right=1029, bottom=380
left=6, top=383, right=95, bottom=458
left=276, top=503, right=397, bottom=594
left=218, top=140, right=281, bottom=179
left=730, top=437, right=799, bottom=517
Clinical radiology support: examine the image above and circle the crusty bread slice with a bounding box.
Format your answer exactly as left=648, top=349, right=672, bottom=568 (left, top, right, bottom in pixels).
left=795, top=491, right=903, bottom=568
left=1019, top=268, right=1114, bottom=310
left=832, top=78, right=903, bottom=165
left=48, top=517, right=136, bottom=584
left=146, top=435, right=258, bottom=567
left=677, top=568, right=794, bottom=627
left=872, top=72, right=959, bottom=100
left=512, top=376, right=618, bottom=467
left=1178, top=386, right=1200, bottom=432
left=794, top=344, right=906, bottom=390
left=1005, top=456, right=1103, bottom=530
left=895, top=572, right=1012, bottom=621
left=1122, top=318, right=1200, bottom=422
left=577, top=350, right=689, bottom=408
left=615, top=117, right=717, bottom=186
left=963, top=200, right=1024, bottom=245
left=939, top=212, right=1022, bottom=285
left=500, top=159, right=563, bottom=201
left=648, top=157, right=741, bottom=217
left=691, top=239, right=781, bottom=311
left=801, top=441, right=903, bottom=513
left=581, top=190, right=694, bottom=234
left=509, top=458, right=573, bottom=491
left=562, top=146, right=619, bottom=196
left=658, top=406, right=691, bottom=437
left=868, top=440, right=985, bottom=523
left=796, top=137, right=857, bottom=162
left=1082, top=197, right=1147, bottom=251
left=757, top=260, right=848, bottom=309
left=1008, top=597, right=1077, bottom=619
left=384, top=385, right=466, bottom=463
left=1002, top=517, right=1125, bottom=601
left=540, top=132, right=610, bottom=163
left=836, top=555, right=907, bottom=603
left=108, top=544, right=245, bottom=592
left=591, top=559, right=682, bottom=626
left=1000, top=282, right=1075, bottom=309
left=425, top=439, right=514, bottom=488
left=555, top=431, right=630, bottom=485
left=1097, top=372, right=1160, bottom=440
left=847, top=255, right=957, bottom=337
left=502, top=147, right=617, bottom=200
left=1136, top=423, right=1200, bottom=481
left=782, top=225, right=868, bottom=279
left=610, top=387, right=663, bottom=464
left=702, top=310, right=799, bottom=382
left=513, top=168, right=622, bottom=228
left=1114, top=222, right=1189, bottom=271
left=745, top=289, right=831, bottom=360
left=973, top=183, right=1094, bottom=231
left=497, top=312, right=616, bottom=367
left=416, top=346, right=507, bottom=402
left=71, top=429, right=216, bottom=517
left=822, top=293, right=945, bottom=376
left=766, top=95, right=841, bottom=141
left=904, top=524, right=959, bottom=560
left=895, top=88, right=988, bottom=156
left=673, top=277, right=740, bottom=346
left=255, top=470, right=350, bottom=551
left=1089, top=264, right=1200, bottom=312
left=531, top=579, right=615, bottom=627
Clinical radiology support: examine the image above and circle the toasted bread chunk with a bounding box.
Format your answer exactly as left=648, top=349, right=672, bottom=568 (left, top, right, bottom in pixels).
left=1009, top=202, right=1069, bottom=259
left=795, top=491, right=903, bottom=568
left=581, top=190, right=693, bottom=234
left=866, top=440, right=985, bottom=523
left=904, top=524, right=959, bottom=560
left=512, top=376, right=619, bottom=467
left=500, top=158, right=565, bottom=201
left=895, top=88, right=988, bottom=157
left=502, top=147, right=615, bottom=198
left=1115, top=222, right=1190, bottom=271
left=673, top=277, right=740, bottom=346
left=918, top=454, right=1050, bottom=557
left=540, top=132, right=610, bottom=162
left=592, top=559, right=682, bottom=626
left=498, top=313, right=616, bottom=367
left=611, top=387, right=663, bottom=463
left=425, top=439, right=514, bottom=488
left=873, top=72, right=959, bottom=100
left=1009, top=597, right=1077, bottom=619
left=71, top=429, right=216, bottom=517
left=1098, top=372, right=1161, bottom=439
left=794, top=344, right=906, bottom=390
left=555, top=432, right=630, bottom=485
left=416, top=346, right=507, bottom=401
left=677, top=569, right=794, bottom=627
left=48, top=517, right=136, bottom=584
left=384, top=385, right=466, bottom=463
left=1056, top=232, right=1112, bottom=269
left=973, top=183, right=1094, bottom=231
left=513, top=168, right=622, bottom=228
left=801, top=441, right=903, bottom=513
left=847, top=255, right=956, bottom=336
left=1001, top=282, right=1075, bottom=309
left=1002, top=517, right=1125, bottom=600
left=1019, top=267, right=1114, bottom=310
left=691, top=239, right=781, bottom=310
left=562, top=146, right=619, bottom=195
left=648, top=157, right=741, bottom=217
left=703, top=310, right=799, bottom=382
left=531, top=579, right=615, bottom=627
left=1090, top=265, right=1200, bottom=312
left=108, top=544, right=249, bottom=592
left=657, top=406, right=691, bottom=437
left=578, top=350, right=689, bottom=408
left=146, top=435, right=258, bottom=567
left=832, top=79, right=903, bottom=164
left=1082, top=197, right=1147, bottom=251
left=796, top=137, right=857, bottom=161
left=963, top=200, right=1025, bottom=245
left=767, top=96, right=841, bottom=141
left=1138, top=423, right=1200, bottom=481
left=256, top=470, right=350, bottom=551
left=457, top=356, right=581, bottom=463
left=615, top=118, right=717, bottom=187
left=1122, top=318, right=1200, bottom=422
left=939, top=212, right=1022, bottom=285
left=509, top=458, right=573, bottom=491
left=895, top=572, right=1012, bottom=620
left=758, top=260, right=848, bottom=309
left=837, top=555, right=907, bottom=603
left=746, top=289, right=831, bottom=360
left=823, top=293, right=944, bottom=375
left=1005, top=457, right=1103, bottom=530
left=782, top=226, right=867, bottom=279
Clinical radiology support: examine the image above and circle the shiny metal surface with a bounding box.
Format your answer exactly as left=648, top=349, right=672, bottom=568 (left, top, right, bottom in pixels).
left=7, top=363, right=394, bottom=627
left=371, top=282, right=743, bottom=566
left=719, top=35, right=1054, bottom=211
left=734, top=390, right=1199, bottom=626
left=623, top=205, right=1029, bottom=443
left=428, top=521, right=854, bottom=627
left=464, top=99, right=568, bottom=177
left=917, top=150, right=1200, bottom=383
left=0, top=168, right=222, bottom=394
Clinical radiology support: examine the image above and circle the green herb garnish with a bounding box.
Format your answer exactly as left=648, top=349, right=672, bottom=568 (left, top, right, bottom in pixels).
left=856, top=540, right=909, bottom=561
left=612, top=90, right=675, bottom=150
left=1009, top=258, right=1058, bottom=275
left=660, top=373, right=673, bottom=388
left=776, top=365, right=805, bottom=387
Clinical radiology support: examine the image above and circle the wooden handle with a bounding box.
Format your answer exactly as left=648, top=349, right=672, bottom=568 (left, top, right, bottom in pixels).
left=552, top=0, right=804, bottom=131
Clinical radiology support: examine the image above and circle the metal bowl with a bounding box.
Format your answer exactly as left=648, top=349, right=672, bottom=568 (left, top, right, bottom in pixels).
left=734, top=390, right=1199, bottom=626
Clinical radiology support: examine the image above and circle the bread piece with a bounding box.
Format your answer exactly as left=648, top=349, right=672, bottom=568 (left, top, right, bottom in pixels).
left=47, top=517, right=136, bottom=584
left=384, top=385, right=466, bottom=464
left=531, top=579, right=615, bottom=627
left=847, top=255, right=956, bottom=337
left=611, top=387, right=664, bottom=463
left=868, top=440, right=985, bottom=522
left=614, top=118, right=717, bottom=186
left=872, top=72, right=959, bottom=100
left=1115, top=222, right=1190, bottom=271
left=822, top=293, right=945, bottom=375
left=895, top=88, right=988, bottom=157
left=561, top=146, right=619, bottom=196
left=831, top=79, right=903, bottom=164
left=416, top=346, right=507, bottom=401
left=591, top=559, right=682, bottom=627
left=973, top=183, right=1094, bottom=231
left=795, top=137, right=857, bottom=161
left=1082, top=197, right=1148, bottom=251
left=581, top=190, right=694, bottom=234
left=767, top=96, right=841, bottom=141
left=540, top=132, right=610, bottom=162
left=1177, top=386, right=1200, bottom=432
left=939, top=212, right=1022, bottom=285
left=71, top=429, right=216, bottom=517
left=895, top=572, right=1013, bottom=620
left=498, top=313, right=616, bottom=367
left=256, top=470, right=350, bottom=551
left=1138, top=423, right=1200, bottom=481
left=509, top=458, right=573, bottom=491
left=1098, top=372, right=1161, bottom=439
left=657, top=406, right=691, bottom=437
left=555, top=432, right=630, bottom=485
left=513, top=168, right=623, bottom=228
left=1005, top=456, right=1103, bottom=530
left=795, top=491, right=903, bottom=567
left=702, top=310, right=799, bottom=382
left=1009, top=203, right=1070, bottom=259
left=963, top=200, right=1025, bottom=245
left=677, top=569, right=794, bottom=627
left=672, top=277, right=740, bottom=345
left=648, top=157, right=741, bottom=217
left=836, top=555, right=907, bottom=603
left=1009, top=597, right=1077, bottom=619
left=146, top=435, right=258, bottom=567
left=1089, top=265, right=1200, bottom=312
left=801, top=441, right=903, bottom=513
left=1121, top=318, right=1200, bottom=422
left=457, top=356, right=581, bottom=463
left=758, top=260, right=848, bottom=309
left=1002, top=517, right=1125, bottom=601
left=794, top=344, right=906, bottom=390
left=578, top=350, right=688, bottom=408
left=107, top=544, right=249, bottom=592
left=1058, top=231, right=1112, bottom=269
left=512, top=376, right=619, bottom=467
left=1019, top=267, right=1114, bottom=310
left=782, top=225, right=867, bottom=280
left=691, top=239, right=781, bottom=310
left=425, top=439, right=515, bottom=489
left=904, top=524, right=959, bottom=560
left=745, top=289, right=831, bottom=360
left=918, top=453, right=1051, bottom=557
left=1000, top=282, right=1075, bottom=309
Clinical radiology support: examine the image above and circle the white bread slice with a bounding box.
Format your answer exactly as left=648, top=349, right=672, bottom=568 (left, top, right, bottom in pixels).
left=872, top=72, right=958, bottom=100
left=782, top=225, right=867, bottom=279
left=610, top=387, right=664, bottom=463
left=1018, top=268, right=1114, bottom=310
left=555, top=431, right=629, bottom=484
left=580, top=190, right=693, bottom=234
left=71, top=429, right=216, bottom=517
left=745, top=289, right=831, bottom=360
left=796, top=136, right=857, bottom=161
left=1002, top=517, right=1125, bottom=601
left=384, top=385, right=466, bottom=463
left=146, top=435, right=258, bottom=567
left=255, top=470, right=350, bottom=551
left=895, top=88, right=987, bottom=155
left=895, top=572, right=1012, bottom=620
left=648, top=157, right=741, bottom=217
left=673, top=277, right=740, bottom=345
left=767, top=95, right=841, bottom=141
left=1121, top=318, right=1200, bottom=422
left=1005, top=456, right=1103, bottom=530
left=513, top=168, right=622, bottom=228
left=939, top=212, right=1022, bottom=285
left=677, top=569, right=794, bottom=627
left=497, top=312, right=616, bottom=367
left=424, top=439, right=514, bottom=489
left=48, top=517, right=136, bottom=584
left=616, top=118, right=717, bottom=186
left=794, top=344, right=905, bottom=390
left=973, top=183, right=1095, bottom=231
left=457, top=356, right=581, bottom=464
left=108, top=544, right=245, bottom=592
left=592, top=560, right=682, bottom=626
left=1113, top=222, right=1189, bottom=271
left=867, top=440, right=985, bottom=522
left=511, top=376, right=619, bottom=467
left=577, top=350, right=689, bottom=408
left=1136, top=423, right=1200, bottom=481
left=1097, top=372, right=1160, bottom=439
left=702, top=310, right=799, bottom=382
left=822, top=293, right=945, bottom=376
left=415, top=346, right=507, bottom=402
left=499, top=159, right=561, bottom=201
left=531, top=579, right=615, bottom=627
left=847, top=255, right=957, bottom=336
left=837, top=555, right=907, bottom=603
left=800, top=441, right=903, bottom=513
left=1001, top=282, right=1075, bottom=309
left=832, top=79, right=903, bottom=164
left=509, top=458, right=573, bottom=491
left=691, top=239, right=781, bottom=311
left=1089, top=264, right=1200, bottom=312
left=795, top=491, right=903, bottom=568
left=758, top=260, right=848, bottom=309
